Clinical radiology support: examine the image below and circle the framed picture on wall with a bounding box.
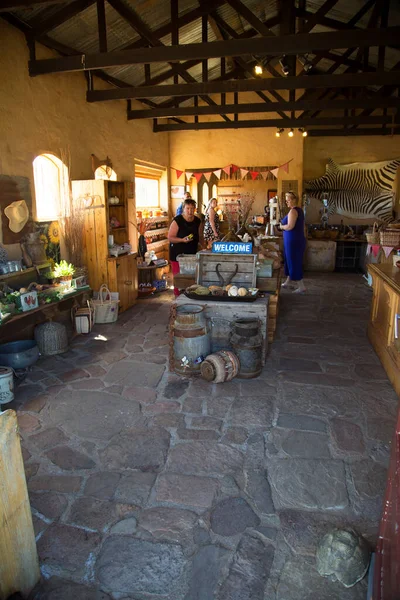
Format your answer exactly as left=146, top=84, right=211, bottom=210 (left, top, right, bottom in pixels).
left=268, top=189, right=277, bottom=201
left=170, top=185, right=185, bottom=199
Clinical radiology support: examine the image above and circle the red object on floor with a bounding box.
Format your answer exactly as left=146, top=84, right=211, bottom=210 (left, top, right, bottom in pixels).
left=170, top=260, right=180, bottom=296
left=373, top=407, right=400, bottom=599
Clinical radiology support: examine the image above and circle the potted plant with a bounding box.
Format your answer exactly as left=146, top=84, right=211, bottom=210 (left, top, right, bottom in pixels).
left=53, top=260, right=75, bottom=286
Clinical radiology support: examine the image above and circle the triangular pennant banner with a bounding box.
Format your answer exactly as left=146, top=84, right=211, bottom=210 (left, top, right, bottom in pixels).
left=175, top=169, right=184, bottom=179
left=280, top=162, right=289, bottom=174
left=371, top=244, right=380, bottom=258
left=222, top=166, right=231, bottom=176
left=213, top=169, right=222, bottom=179
left=231, top=164, right=239, bottom=173
left=240, top=168, right=249, bottom=179
left=250, top=171, right=259, bottom=181
left=204, top=172, right=212, bottom=182
left=382, top=245, right=393, bottom=258
left=261, top=171, right=269, bottom=180
left=271, top=168, right=279, bottom=178
left=194, top=172, right=203, bottom=183
left=185, top=172, right=193, bottom=180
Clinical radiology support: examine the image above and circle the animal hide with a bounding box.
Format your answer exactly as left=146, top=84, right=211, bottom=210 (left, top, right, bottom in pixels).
left=305, top=158, right=400, bottom=221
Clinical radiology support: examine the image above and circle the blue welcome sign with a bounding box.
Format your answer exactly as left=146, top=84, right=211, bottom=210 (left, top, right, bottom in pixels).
left=212, top=241, right=253, bottom=254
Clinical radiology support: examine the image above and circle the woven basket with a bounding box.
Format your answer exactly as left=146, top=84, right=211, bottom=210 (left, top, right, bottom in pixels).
left=34, top=321, right=69, bottom=356
left=379, top=228, right=400, bottom=248
left=365, top=222, right=380, bottom=244
left=91, top=284, right=119, bottom=324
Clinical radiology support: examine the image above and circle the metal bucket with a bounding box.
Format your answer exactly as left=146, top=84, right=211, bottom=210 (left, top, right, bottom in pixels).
left=173, top=304, right=210, bottom=375
left=201, top=350, right=240, bottom=383
left=230, top=318, right=263, bottom=379
left=0, top=367, right=14, bottom=405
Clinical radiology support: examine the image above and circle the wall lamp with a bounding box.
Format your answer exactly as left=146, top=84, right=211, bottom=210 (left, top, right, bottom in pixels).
left=279, top=55, right=290, bottom=76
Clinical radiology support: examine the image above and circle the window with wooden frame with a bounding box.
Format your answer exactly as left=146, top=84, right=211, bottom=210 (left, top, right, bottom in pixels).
left=135, top=163, right=164, bottom=208
left=33, top=153, right=69, bottom=221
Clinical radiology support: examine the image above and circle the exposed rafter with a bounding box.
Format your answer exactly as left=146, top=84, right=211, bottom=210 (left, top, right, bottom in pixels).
left=28, top=26, right=400, bottom=75
left=0, top=0, right=66, bottom=10
left=86, top=72, right=400, bottom=103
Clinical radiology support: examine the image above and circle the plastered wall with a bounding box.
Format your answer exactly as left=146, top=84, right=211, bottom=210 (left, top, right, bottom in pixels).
left=303, top=135, right=400, bottom=225
left=169, top=126, right=304, bottom=216
left=0, top=21, right=170, bottom=257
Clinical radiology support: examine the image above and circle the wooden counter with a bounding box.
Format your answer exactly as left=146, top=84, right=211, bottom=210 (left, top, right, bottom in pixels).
left=368, top=264, right=400, bottom=396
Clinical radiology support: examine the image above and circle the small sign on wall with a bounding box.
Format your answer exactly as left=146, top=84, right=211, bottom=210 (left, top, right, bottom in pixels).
left=212, top=241, right=253, bottom=254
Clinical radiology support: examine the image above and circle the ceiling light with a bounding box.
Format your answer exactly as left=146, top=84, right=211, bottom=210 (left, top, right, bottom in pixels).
left=288, top=128, right=294, bottom=137
left=254, top=64, right=263, bottom=75
left=276, top=128, right=284, bottom=138
left=299, top=128, right=308, bottom=137
left=298, top=55, right=313, bottom=73
left=279, top=56, right=290, bottom=77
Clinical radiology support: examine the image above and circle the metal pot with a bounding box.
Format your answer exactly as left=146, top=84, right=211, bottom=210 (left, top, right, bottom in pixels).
left=0, top=340, right=40, bottom=369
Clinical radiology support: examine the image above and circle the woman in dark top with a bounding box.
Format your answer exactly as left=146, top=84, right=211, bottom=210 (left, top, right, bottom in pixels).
left=168, top=198, right=203, bottom=296
left=279, top=191, right=306, bottom=293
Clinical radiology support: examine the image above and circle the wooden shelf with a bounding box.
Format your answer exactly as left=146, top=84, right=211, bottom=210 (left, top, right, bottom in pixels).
left=145, top=227, right=168, bottom=237
left=147, top=239, right=169, bottom=250
left=0, top=263, right=50, bottom=282
left=137, top=216, right=168, bottom=224
left=111, top=226, right=127, bottom=231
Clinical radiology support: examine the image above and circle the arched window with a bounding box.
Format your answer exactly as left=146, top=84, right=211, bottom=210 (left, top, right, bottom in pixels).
left=33, top=153, right=69, bottom=221
left=95, top=165, right=117, bottom=181
left=212, top=184, right=218, bottom=199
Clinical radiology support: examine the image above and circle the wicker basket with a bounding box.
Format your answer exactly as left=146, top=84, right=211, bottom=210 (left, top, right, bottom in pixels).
left=91, top=284, right=119, bottom=324
left=365, top=222, right=380, bottom=244
left=379, top=228, right=400, bottom=248
left=34, top=321, right=69, bottom=356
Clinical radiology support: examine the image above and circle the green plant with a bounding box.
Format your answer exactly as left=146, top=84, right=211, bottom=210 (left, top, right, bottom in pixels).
left=44, top=270, right=56, bottom=280
left=53, top=260, right=75, bottom=278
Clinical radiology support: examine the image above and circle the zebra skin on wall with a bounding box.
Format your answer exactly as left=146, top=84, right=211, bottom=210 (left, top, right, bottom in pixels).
left=305, top=158, right=400, bottom=222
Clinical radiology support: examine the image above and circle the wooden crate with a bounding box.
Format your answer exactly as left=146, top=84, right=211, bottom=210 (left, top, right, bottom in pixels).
left=174, top=295, right=269, bottom=365
left=174, top=273, right=196, bottom=289
left=196, top=252, right=257, bottom=288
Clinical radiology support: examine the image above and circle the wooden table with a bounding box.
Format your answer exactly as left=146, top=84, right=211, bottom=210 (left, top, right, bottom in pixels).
left=0, top=289, right=91, bottom=343
left=174, top=294, right=269, bottom=364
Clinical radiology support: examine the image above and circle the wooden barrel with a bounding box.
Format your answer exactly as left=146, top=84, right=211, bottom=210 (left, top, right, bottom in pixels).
left=200, top=350, right=240, bottom=383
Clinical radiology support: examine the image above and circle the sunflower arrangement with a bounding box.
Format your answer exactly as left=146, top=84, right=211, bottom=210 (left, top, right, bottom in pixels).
left=48, top=221, right=60, bottom=244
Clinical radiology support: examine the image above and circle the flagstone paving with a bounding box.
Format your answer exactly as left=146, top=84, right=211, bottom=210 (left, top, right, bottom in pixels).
left=9, top=273, right=398, bottom=599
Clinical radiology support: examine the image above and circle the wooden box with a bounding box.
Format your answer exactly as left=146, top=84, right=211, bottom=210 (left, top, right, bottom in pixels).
left=196, top=252, right=257, bottom=288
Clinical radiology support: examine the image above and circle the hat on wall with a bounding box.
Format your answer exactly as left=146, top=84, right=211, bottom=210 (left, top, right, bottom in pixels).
left=4, top=200, right=29, bottom=233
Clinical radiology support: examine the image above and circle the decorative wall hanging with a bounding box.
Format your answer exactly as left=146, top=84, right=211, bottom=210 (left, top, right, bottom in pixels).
left=170, top=185, right=185, bottom=199
left=305, top=158, right=400, bottom=222
left=0, top=175, right=33, bottom=244
left=4, top=200, right=29, bottom=233
left=171, top=160, right=293, bottom=185
left=91, top=154, right=113, bottom=178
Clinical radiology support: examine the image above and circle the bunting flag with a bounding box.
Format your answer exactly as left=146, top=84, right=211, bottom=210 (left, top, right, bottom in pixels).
left=280, top=162, right=290, bottom=174
left=240, top=168, right=249, bottom=179
left=371, top=244, right=380, bottom=258
left=185, top=171, right=193, bottom=181
left=204, top=172, right=212, bottom=182
left=231, top=164, right=239, bottom=173
left=382, top=245, right=394, bottom=258
left=175, top=169, right=184, bottom=179
left=271, top=167, right=279, bottom=178
left=250, top=171, right=259, bottom=181
left=222, top=165, right=231, bottom=176
left=213, top=168, right=222, bottom=179
left=194, top=172, right=203, bottom=183
left=261, top=171, right=270, bottom=181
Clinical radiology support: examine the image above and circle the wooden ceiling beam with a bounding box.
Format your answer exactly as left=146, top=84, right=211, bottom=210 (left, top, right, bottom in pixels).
left=153, top=115, right=399, bottom=132
left=299, top=0, right=340, bottom=33
left=307, top=128, right=400, bottom=137
left=127, top=97, right=400, bottom=120
left=225, top=0, right=275, bottom=37
left=86, top=71, right=400, bottom=102
left=29, top=26, right=400, bottom=75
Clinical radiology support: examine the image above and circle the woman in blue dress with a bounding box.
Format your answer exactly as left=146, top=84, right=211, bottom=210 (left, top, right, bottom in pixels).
left=279, top=191, right=306, bottom=293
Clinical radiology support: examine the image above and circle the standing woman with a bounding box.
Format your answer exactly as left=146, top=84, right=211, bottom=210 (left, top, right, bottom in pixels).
left=204, top=197, right=221, bottom=249
left=279, top=191, right=306, bottom=293
left=168, top=198, right=203, bottom=296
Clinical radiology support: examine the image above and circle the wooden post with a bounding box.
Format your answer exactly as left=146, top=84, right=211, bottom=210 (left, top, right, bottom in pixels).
left=0, top=410, right=40, bottom=599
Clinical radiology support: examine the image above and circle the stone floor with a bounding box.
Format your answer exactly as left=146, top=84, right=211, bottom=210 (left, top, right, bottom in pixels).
left=10, top=273, right=398, bottom=600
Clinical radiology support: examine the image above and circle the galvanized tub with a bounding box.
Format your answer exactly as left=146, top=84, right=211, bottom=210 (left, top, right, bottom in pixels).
left=173, top=304, right=210, bottom=375
left=230, top=318, right=263, bottom=379
left=0, top=340, right=40, bottom=369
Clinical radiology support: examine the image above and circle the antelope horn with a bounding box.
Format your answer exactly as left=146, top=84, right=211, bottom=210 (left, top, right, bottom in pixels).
left=225, top=264, right=239, bottom=285
left=215, top=263, right=224, bottom=285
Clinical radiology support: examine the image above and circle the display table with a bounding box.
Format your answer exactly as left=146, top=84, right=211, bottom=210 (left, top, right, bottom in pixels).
left=174, top=294, right=269, bottom=364
left=0, top=289, right=91, bottom=344
left=368, top=263, right=400, bottom=396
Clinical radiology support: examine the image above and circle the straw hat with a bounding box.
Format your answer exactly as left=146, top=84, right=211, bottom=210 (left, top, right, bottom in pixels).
left=4, top=200, right=29, bottom=233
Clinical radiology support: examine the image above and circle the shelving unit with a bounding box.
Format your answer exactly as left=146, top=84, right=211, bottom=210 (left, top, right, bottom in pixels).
left=138, top=215, right=170, bottom=261
left=72, top=179, right=138, bottom=312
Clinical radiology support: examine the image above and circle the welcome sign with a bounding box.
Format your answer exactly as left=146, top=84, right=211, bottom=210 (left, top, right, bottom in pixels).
left=212, top=241, right=253, bottom=254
